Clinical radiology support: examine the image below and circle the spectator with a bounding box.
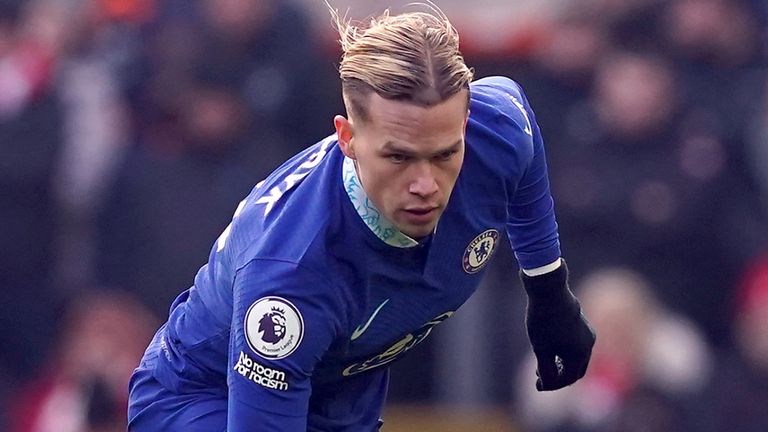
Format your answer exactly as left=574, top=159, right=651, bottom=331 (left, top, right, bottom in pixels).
left=96, top=0, right=340, bottom=317
left=9, top=290, right=157, bottom=432
left=513, top=267, right=711, bottom=432
left=51, top=0, right=142, bottom=291
left=702, top=254, right=768, bottom=432
left=661, top=0, right=765, bottom=146
left=547, top=49, right=766, bottom=342
left=95, top=75, right=276, bottom=316
left=0, top=0, right=64, bottom=403
left=130, top=0, right=338, bottom=155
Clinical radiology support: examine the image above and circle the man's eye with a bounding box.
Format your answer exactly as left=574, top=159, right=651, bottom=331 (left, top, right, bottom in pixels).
left=388, top=154, right=408, bottom=163
left=436, top=150, right=457, bottom=161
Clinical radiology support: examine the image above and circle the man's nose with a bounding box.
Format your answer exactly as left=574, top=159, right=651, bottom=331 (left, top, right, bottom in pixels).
left=408, top=161, right=438, bottom=197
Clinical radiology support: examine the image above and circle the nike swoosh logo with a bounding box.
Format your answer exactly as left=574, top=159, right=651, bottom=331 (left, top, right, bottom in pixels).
left=350, top=299, right=390, bottom=341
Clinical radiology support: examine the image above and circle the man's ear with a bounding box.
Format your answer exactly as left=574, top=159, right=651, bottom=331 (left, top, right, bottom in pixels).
left=334, top=115, right=356, bottom=159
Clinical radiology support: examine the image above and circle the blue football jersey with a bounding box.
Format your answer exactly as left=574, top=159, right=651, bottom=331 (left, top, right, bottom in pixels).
left=130, top=76, right=561, bottom=431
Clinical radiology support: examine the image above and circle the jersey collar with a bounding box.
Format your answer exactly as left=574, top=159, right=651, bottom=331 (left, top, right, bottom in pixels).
left=342, top=156, right=419, bottom=248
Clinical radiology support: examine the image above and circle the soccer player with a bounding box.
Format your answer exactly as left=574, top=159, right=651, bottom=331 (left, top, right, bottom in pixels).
left=128, top=6, right=596, bottom=431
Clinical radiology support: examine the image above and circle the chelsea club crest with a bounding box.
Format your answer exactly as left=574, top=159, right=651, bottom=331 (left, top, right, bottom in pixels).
left=462, top=229, right=499, bottom=274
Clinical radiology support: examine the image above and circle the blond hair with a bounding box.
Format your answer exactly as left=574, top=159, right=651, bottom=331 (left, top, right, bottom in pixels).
left=329, top=3, right=474, bottom=122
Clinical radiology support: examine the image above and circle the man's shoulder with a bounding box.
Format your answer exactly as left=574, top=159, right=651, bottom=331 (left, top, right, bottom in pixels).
left=470, top=76, right=525, bottom=101
left=466, top=76, right=535, bottom=163
left=468, top=76, right=531, bottom=125
left=222, top=136, right=343, bottom=269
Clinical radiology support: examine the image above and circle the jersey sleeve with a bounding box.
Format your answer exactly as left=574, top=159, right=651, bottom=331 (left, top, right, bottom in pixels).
left=227, top=259, right=344, bottom=431
left=497, top=79, right=562, bottom=269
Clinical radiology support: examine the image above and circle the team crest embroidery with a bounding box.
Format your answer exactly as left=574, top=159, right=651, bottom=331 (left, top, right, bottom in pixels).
left=462, top=229, right=499, bottom=274
left=244, top=296, right=304, bottom=360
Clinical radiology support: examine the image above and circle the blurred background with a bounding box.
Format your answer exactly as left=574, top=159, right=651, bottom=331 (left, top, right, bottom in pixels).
left=1, top=0, right=766, bottom=430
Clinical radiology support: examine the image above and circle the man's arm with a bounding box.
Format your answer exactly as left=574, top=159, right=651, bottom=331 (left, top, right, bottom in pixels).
left=228, top=259, right=344, bottom=430
left=500, top=79, right=596, bottom=391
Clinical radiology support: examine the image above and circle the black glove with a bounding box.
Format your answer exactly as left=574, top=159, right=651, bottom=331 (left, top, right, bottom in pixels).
left=521, top=259, right=595, bottom=391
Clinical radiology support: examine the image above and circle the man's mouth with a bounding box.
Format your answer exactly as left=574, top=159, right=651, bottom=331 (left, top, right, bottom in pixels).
left=405, top=207, right=437, bottom=214
left=402, top=207, right=439, bottom=224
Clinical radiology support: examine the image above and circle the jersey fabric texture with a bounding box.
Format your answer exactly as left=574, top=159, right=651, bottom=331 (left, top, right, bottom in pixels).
left=128, top=76, right=561, bottom=431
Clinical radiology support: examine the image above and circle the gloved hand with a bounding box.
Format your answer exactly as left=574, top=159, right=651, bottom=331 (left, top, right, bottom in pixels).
left=521, top=259, right=595, bottom=391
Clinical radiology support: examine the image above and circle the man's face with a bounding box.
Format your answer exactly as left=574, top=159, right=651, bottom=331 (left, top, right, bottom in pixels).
left=335, top=90, right=469, bottom=239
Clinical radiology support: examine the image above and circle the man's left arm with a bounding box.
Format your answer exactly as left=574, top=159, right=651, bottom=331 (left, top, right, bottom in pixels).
left=503, top=81, right=596, bottom=391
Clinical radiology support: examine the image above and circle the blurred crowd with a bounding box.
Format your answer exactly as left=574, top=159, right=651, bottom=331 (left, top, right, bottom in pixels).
left=0, top=0, right=766, bottom=430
